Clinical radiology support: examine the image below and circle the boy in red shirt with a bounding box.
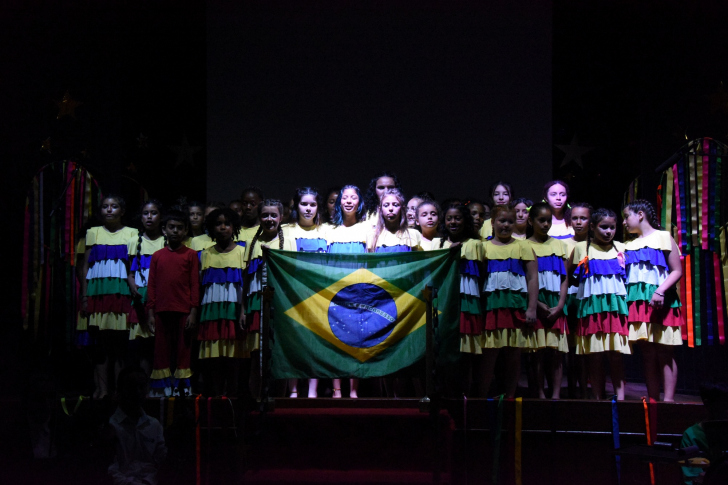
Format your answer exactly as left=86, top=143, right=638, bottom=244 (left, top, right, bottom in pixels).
left=147, top=210, right=199, bottom=396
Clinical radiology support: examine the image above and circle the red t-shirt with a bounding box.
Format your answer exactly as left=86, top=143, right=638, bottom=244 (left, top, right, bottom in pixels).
left=146, top=245, right=200, bottom=313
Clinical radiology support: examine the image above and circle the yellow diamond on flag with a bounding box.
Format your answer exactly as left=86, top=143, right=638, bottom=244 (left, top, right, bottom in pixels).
left=284, top=267, right=427, bottom=362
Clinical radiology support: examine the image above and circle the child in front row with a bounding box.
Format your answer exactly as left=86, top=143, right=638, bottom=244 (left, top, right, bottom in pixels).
left=480, top=204, right=538, bottom=398
left=527, top=203, right=569, bottom=399
left=146, top=210, right=199, bottom=397
left=571, top=208, right=630, bottom=400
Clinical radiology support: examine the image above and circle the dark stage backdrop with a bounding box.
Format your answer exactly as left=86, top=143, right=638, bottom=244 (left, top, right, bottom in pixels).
left=207, top=1, right=552, bottom=203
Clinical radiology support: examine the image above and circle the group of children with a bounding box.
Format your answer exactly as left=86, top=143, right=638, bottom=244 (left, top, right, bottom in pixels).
left=76, top=172, right=683, bottom=402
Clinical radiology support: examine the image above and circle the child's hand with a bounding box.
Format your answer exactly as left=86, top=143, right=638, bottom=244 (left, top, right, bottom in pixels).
left=449, top=242, right=462, bottom=251
left=147, top=315, right=155, bottom=334
left=129, top=284, right=141, bottom=300
left=525, top=308, right=536, bottom=325
left=80, top=297, right=88, bottom=317
left=536, top=301, right=550, bottom=318
left=186, top=309, right=197, bottom=330
left=238, top=313, right=247, bottom=331
left=546, top=306, right=563, bottom=322
left=650, top=291, right=664, bottom=309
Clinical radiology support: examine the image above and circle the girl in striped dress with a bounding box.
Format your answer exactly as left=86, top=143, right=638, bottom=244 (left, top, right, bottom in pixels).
left=127, top=200, right=165, bottom=373
left=416, top=200, right=441, bottom=251
left=527, top=203, right=569, bottom=399
left=544, top=180, right=574, bottom=240
left=480, top=204, right=538, bottom=398
left=244, top=200, right=285, bottom=398
left=438, top=203, right=484, bottom=395
left=623, top=200, right=683, bottom=402
left=480, top=181, right=513, bottom=239
left=198, top=208, right=246, bottom=396
left=572, top=208, right=630, bottom=400
left=81, top=195, right=139, bottom=398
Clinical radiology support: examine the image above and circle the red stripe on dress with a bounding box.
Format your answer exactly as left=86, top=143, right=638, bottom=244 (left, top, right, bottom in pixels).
left=485, top=308, right=527, bottom=330
left=577, top=312, right=628, bottom=336
left=537, top=314, right=569, bottom=334
left=628, top=302, right=682, bottom=327
left=460, top=313, right=485, bottom=334
left=87, top=294, right=132, bottom=314
left=196, top=319, right=237, bottom=341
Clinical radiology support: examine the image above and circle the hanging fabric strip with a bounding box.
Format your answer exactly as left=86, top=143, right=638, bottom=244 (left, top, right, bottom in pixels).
left=195, top=395, right=201, bottom=485
left=491, top=394, right=505, bottom=485
left=702, top=140, right=710, bottom=249
left=611, top=396, right=621, bottom=485
left=704, top=251, right=714, bottom=345
left=39, top=171, right=44, bottom=265
left=642, top=397, right=656, bottom=485
left=715, top=154, right=722, bottom=254
left=694, top=248, right=702, bottom=346
left=207, top=397, right=213, bottom=485
left=665, top=167, right=674, bottom=239
left=689, top=153, right=699, bottom=248
left=658, top=173, right=665, bottom=223
left=714, top=253, right=726, bottom=345
left=697, top=151, right=704, bottom=248
left=685, top=253, right=694, bottom=347
left=708, top=145, right=717, bottom=252
left=514, top=397, right=522, bottom=485
left=673, top=164, right=682, bottom=249
left=65, top=163, right=73, bottom=259
left=677, top=158, right=688, bottom=252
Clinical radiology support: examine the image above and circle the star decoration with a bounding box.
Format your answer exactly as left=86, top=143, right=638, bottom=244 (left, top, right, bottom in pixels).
left=56, top=90, right=82, bottom=119
left=556, top=135, right=593, bottom=169
left=40, top=137, right=51, bottom=154
left=168, top=136, right=201, bottom=168
left=136, top=133, right=148, bottom=149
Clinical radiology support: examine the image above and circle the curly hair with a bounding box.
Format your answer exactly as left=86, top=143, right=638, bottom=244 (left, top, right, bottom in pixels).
left=364, top=171, right=403, bottom=217
left=204, top=208, right=241, bottom=242
left=438, top=204, right=478, bottom=246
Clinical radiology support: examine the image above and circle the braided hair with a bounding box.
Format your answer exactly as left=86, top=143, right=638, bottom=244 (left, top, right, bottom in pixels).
left=134, top=200, right=165, bottom=285
left=623, top=199, right=662, bottom=230
left=247, top=199, right=285, bottom=261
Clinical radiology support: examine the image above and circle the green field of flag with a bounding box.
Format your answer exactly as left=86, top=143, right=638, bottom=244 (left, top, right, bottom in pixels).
left=266, top=248, right=460, bottom=379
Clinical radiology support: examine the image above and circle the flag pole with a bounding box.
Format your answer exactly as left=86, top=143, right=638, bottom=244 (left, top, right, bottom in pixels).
left=420, top=285, right=434, bottom=412
left=260, top=284, right=275, bottom=411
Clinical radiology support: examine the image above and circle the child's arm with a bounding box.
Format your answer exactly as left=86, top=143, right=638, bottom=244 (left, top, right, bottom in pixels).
left=524, top=258, right=538, bottom=324
left=547, top=273, right=568, bottom=321
left=187, top=252, right=200, bottom=330
left=127, top=257, right=141, bottom=299
left=146, top=253, right=157, bottom=333
left=652, top=236, right=683, bottom=308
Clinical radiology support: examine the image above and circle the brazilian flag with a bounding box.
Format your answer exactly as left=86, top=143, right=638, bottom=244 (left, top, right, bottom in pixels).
left=266, top=248, right=460, bottom=378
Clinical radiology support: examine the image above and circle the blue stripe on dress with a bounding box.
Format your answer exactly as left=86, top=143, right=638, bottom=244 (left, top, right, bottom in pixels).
left=247, top=258, right=263, bottom=274
left=130, top=254, right=153, bottom=272
left=551, top=234, right=573, bottom=240
left=328, top=242, right=367, bottom=254
left=236, top=241, right=247, bottom=248
left=625, top=247, right=667, bottom=268
left=201, top=267, right=244, bottom=285
left=537, top=255, right=566, bottom=275
left=375, top=245, right=412, bottom=253
left=88, top=244, right=129, bottom=263
left=487, top=258, right=525, bottom=276
left=297, top=238, right=328, bottom=253
left=582, top=258, right=625, bottom=279
left=460, top=259, right=481, bottom=278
